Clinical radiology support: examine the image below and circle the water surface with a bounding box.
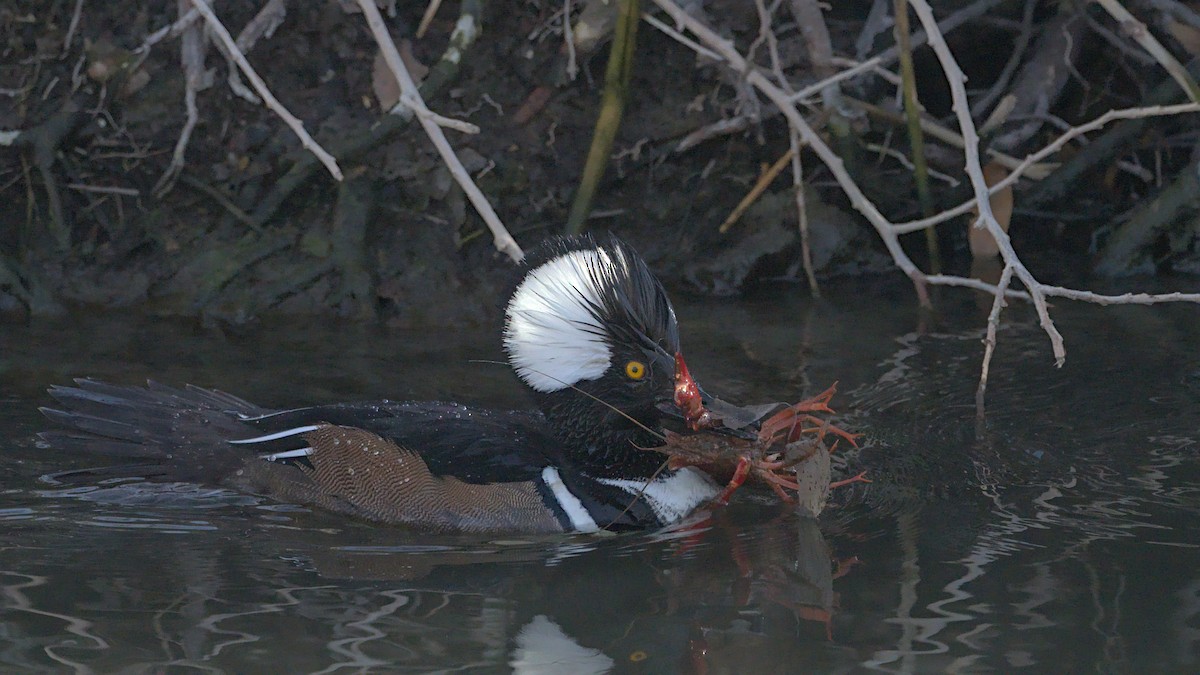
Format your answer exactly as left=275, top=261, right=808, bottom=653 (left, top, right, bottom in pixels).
left=1, top=279, right=1198, bottom=673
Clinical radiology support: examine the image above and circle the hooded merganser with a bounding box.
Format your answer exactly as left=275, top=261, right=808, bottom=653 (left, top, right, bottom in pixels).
left=39, top=235, right=732, bottom=533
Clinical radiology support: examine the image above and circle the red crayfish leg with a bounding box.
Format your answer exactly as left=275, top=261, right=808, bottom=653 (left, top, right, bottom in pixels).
left=712, top=456, right=752, bottom=506
left=758, top=382, right=861, bottom=448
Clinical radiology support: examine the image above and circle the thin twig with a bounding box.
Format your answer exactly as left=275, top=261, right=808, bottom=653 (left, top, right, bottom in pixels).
left=791, top=130, right=819, bottom=297
left=187, top=0, right=343, bottom=181
left=971, top=0, right=1036, bottom=118
left=865, top=142, right=959, bottom=185
left=417, top=0, right=445, bottom=39
left=675, top=116, right=748, bottom=152
left=830, top=55, right=901, bottom=85
left=720, top=149, right=794, bottom=233
left=849, top=97, right=1053, bottom=178
left=924, top=274, right=1031, bottom=300
left=641, top=13, right=720, bottom=61
left=62, top=0, right=85, bottom=56
left=135, top=8, right=201, bottom=55
left=66, top=183, right=140, bottom=196
left=395, top=94, right=479, bottom=133
left=753, top=0, right=820, bottom=296
left=789, top=57, right=883, bottom=103
left=675, top=58, right=888, bottom=153
left=975, top=264, right=1012, bottom=416
left=154, top=5, right=207, bottom=196
left=564, top=0, right=579, bottom=81
left=355, top=0, right=523, bottom=262
left=1040, top=286, right=1200, bottom=305
left=893, top=102, right=1200, bottom=234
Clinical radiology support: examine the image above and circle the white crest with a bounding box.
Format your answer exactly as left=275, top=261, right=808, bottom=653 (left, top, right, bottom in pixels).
left=504, top=248, right=621, bottom=392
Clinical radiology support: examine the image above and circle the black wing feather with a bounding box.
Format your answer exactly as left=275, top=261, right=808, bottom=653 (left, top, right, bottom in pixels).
left=39, top=381, right=559, bottom=486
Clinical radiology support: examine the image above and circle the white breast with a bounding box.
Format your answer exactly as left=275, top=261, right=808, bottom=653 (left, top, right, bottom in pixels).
left=595, top=467, right=720, bottom=524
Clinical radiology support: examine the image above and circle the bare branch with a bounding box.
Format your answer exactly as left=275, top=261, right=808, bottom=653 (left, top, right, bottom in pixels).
left=848, top=97, right=1053, bottom=178
left=864, top=143, right=960, bottom=185
left=641, top=13, right=719, bottom=62
left=564, top=0, right=579, bottom=81
left=755, top=0, right=818, bottom=296
left=975, top=264, right=1013, bottom=414
left=892, top=102, right=1200, bottom=234
left=651, top=0, right=924, bottom=288
left=235, top=0, right=288, bottom=51
left=137, top=8, right=201, bottom=54
left=62, top=0, right=85, bottom=56
left=648, top=0, right=1200, bottom=378
left=908, top=0, right=1066, bottom=365
left=1040, top=286, right=1200, bottom=305
left=791, top=130, right=819, bottom=298
left=186, top=0, right=343, bottom=181
left=355, top=0, right=523, bottom=262
left=154, top=6, right=210, bottom=196
left=920, top=274, right=1029, bottom=300
left=788, top=57, right=883, bottom=103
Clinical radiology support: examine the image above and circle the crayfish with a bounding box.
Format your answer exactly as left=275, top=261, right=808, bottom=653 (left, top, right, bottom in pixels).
left=666, top=354, right=866, bottom=508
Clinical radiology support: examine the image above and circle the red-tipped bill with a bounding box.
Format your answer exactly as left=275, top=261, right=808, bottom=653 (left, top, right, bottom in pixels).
left=673, top=352, right=711, bottom=430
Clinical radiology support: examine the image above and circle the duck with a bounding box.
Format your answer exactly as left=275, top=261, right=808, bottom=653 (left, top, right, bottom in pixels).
left=38, top=234, right=750, bottom=534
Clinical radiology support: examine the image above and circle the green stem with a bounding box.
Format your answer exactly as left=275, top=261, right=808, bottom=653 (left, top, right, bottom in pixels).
left=565, top=0, right=639, bottom=235
left=894, top=0, right=940, bottom=274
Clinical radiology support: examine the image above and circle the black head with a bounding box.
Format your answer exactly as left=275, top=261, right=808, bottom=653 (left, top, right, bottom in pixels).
left=503, top=235, right=687, bottom=472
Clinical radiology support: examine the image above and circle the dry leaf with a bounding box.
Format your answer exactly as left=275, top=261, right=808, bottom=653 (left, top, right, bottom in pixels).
left=371, top=40, right=428, bottom=111
left=372, top=50, right=400, bottom=110
left=979, top=94, right=1017, bottom=136
left=121, top=68, right=151, bottom=97
left=1166, top=19, right=1200, bottom=56
left=968, top=162, right=1013, bottom=259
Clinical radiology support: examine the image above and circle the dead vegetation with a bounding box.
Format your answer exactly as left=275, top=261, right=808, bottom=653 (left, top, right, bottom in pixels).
left=3, top=1, right=1200, bottom=394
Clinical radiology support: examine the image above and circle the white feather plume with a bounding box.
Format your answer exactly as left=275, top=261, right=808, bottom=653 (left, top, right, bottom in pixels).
left=504, top=248, right=619, bottom=392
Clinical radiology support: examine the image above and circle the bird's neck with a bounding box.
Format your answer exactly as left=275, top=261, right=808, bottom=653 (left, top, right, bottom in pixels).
left=539, top=400, right=668, bottom=479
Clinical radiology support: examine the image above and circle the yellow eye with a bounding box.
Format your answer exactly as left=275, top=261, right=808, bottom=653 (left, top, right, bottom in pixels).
left=625, top=360, right=646, bottom=380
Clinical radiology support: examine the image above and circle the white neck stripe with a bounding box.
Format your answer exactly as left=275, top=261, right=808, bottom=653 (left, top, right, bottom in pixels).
left=596, top=467, right=719, bottom=524
left=541, top=467, right=600, bottom=532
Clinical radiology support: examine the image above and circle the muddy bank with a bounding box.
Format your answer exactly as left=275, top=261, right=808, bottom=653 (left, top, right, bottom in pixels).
left=2, top=1, right=1198, bottom=326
